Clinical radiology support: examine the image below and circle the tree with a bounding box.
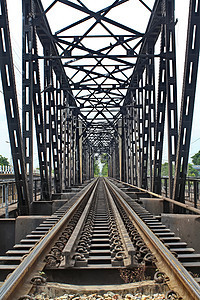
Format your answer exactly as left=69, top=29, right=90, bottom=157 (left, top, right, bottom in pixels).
left=191, top=150, right=200, bottom=165
left=94, top=158, right=100, bottom=176
left=187, top=163, right=199, bottom=177
left=161, top=161, right=199, bottom=178
left=161, top=162, right=169, bottom=177
left=100, top=153, right=108, bottom=177
left=0, top=155, right=9, bottom=166
left=102, top=163, right=108, bottom=177
left=161, top=162, right=175, bottom=176
left=101, top=153, right=108, bottom=164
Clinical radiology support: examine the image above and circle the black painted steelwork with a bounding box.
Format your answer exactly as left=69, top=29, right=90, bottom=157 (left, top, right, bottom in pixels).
left=0, top=0, right=30, bottom=214
left=152, top=0, right=178, bottom=196
left=22, top=0, right=34, bottom=202
left=1, top=0, right=200, bottom=212
left=173, top=0, right=200, bottom=205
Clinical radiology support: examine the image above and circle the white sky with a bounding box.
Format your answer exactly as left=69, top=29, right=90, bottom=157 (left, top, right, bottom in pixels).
left=0, top=0, right=199, bottom=167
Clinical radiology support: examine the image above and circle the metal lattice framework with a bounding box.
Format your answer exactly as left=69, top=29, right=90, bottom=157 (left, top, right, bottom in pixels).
left=0, top=0, right=200, bottom=214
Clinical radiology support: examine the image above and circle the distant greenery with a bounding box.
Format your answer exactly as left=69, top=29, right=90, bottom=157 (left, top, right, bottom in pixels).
left=101, top=153, right=108, bottom=177
left=93, top=154, right=108, bottom=177
left=102, top=163, right=108, bottom=177
left=161, top=161, right=199, bottom=177
left=94, top=157, right=100, bottom=176
left=161, top=162, right=170, bottom=177
left=187, top=163, right=199, bottom=177
left=191, top=151, right=200, bottom=165
left=161, top=162, right=175, bottom=177
left=101, top=153, right=108, bottom=164
left=0, top=155, right=9, bottom=166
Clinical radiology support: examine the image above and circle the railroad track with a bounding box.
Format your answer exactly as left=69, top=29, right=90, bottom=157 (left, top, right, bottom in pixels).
left=0, top=178, right=200, bottom=299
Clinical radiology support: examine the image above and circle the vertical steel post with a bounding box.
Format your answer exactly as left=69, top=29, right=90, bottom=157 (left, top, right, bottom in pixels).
left=43, top=44, right=52, bottom=196
left=147, top=42, right=156, bottom=191
left=121, top=116, right=127, bottom=182
left=194, top=180, right=198, bottom=208
left=118, top=119, right=122, bottom=181
left=152, top=26, right=167, bottom=194
left=79, top=120, right=83, bottom=184
left=0, top=0, right=30, bottom=214
left=5, top=183, right=8, bottom=218
left=31, top=27, right=51, bottom=200
left=22, top=0, right=33, bottom=202
left=173, top=0, right=200, bottom=205
left=165, top=0, right=178, bottom=198
left=141, top=50, right=152, bottom=189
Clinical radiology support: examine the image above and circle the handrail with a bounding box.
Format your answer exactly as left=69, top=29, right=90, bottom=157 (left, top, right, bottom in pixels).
left=113, top=178, right=200, bottom=215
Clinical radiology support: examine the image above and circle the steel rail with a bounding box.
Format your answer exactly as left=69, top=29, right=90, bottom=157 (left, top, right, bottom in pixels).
left=64, top=179, right=99, bottom=266
left=113, top=179, right=200, bottom=215
left=0, top=178, right=98, bottom=300
left=105, top=178, right=200, bottom=300
left=103, top=179, right=135, bottom=267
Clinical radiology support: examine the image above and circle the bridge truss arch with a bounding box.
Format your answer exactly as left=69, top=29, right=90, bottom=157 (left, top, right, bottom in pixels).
left=0, top=0, right=200, bottom=214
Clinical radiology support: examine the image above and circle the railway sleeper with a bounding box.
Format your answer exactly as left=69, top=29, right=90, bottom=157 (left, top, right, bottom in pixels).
left=0, top=182, right=91, bottom=281
left=111, top=180, right=200, bottom=279
left=61, top=179, right=136, bottom=269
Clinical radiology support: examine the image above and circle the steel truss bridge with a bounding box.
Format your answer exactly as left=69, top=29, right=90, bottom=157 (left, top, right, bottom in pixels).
left=0, top=0, right=200, bottom=214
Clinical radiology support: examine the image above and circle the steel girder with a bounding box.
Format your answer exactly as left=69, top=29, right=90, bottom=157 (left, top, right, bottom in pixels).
left=29, top=0, right=148, bottom=169
left=152, top=0, right=178, bottom=196
left=0, top=0, right=30, bottom=214
left=44, top=43, right=62, bottom=193
left=164, top=0, right=178, bottom=198
left=152, top=26, right=167, bottom=194
left=124, top=0, right=163, bottom=189
left=124, top=0, right=179, bottom=196
left=173, top=0, right=200, bottom=204
left=22, top=0, right=34, bottom=203
left=22, top=0, right=78, bottom=196
left=2, top=0, right=200, bottom=210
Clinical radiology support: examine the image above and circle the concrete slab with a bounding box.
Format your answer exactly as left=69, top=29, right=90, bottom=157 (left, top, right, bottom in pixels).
left=15, top=216, right=51, bottom=244
left=35, top=281, right=169, bottom=298
left=30, top=201, right=52, bottom=215
left=0, top=219, right=15, bottom=255
left=125, top=192, right=138, bottom=199
left=52, top=193, right=76, bottom=200
left=161, top=214, right=200, bottom=252
left=52, top=200, right=68, bottom=213
left=140, top=198, right=164, bottom=215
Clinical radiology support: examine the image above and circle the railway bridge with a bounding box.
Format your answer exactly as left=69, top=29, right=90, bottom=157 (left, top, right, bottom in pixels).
left=1, top=0, right=200, bottom=299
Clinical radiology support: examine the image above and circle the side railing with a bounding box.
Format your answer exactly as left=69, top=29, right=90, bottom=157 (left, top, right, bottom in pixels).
left=147, top=176, right=200, bottom=209
left=0, top=165, right=14, bottom=174
left=0, top=181, right=17, bottom=217
left=0, top=177, right=55, bottom=217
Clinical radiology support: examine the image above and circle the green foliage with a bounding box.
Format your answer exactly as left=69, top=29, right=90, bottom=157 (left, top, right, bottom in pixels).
left=161, top=162, right=199, bottom=178
left=94, top=158, right=100, bottom=177
left=191, top=150, right=200, bottom=165
left=161, top=162, right=169, bottom=177
left=100, top=153, right=108, bottom=177
left=187, top=163, right=199, bottom=177
left=0, top=155, right=9, bottom=166
left=102, top=163, right=108, bottom=177
left=161, top=162, right=175, bottom=176
left=101, top=153, right=108, bottom=164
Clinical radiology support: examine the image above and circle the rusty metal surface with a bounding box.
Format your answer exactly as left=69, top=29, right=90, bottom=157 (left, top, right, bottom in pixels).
left=1, top=177, right=200, bottom=299
left=0, top=179, right=97, bottom=300
left=105, top=178, right=200, bottom=300
left=63, top=178, right=135, bottom=268
left=114, top=179, right=200, bottom=215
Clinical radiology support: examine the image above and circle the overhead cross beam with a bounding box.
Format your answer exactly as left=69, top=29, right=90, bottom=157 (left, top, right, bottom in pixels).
left=4, top=0, right=198, bottom=209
